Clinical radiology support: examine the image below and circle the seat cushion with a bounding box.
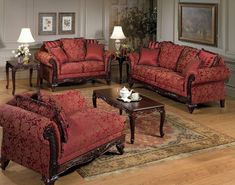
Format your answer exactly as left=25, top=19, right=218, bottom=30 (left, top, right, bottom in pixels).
left=61, top=62, right=84, bottom=75
left=158, top=42, right=184, bottom=70
left=61, top=38, right=86, bottom=62
left=155, top=71, right=185, bottom=93
left=133, top=65, right=172, bottom=82
left=82, top=61, right=105, bottom=72
left=58, top=108, right=125, bottom=164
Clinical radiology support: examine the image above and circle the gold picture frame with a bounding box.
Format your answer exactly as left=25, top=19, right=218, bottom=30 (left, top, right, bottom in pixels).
left=58, top=12, right=75, bottom=35
left=178, top=3, right=218, bottom=46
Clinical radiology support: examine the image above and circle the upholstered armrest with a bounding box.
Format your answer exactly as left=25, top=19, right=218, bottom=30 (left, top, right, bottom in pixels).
left=40, top=90, right=88, bottom=115
left=186, top=66, right=230, bottom=85
left=128, top=52, right=140, bottom=70
left=0, top=104, right=61, bottom=148
left=104, top=50, right=114, bottom=73
left=35, top=51, right=53, bottom=67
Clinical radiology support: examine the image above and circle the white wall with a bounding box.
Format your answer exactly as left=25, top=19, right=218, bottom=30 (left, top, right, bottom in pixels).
left=0, top=0, right=106, bottom=79
left=157, top=0, right=235, bottom=97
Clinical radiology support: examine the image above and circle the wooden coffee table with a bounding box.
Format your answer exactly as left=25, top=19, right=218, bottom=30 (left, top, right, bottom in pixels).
left=92, top=88, right=165, bottom=144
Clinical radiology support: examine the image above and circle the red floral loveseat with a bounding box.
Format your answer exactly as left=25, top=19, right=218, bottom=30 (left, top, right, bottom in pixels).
left=128, top=41, right=230, bottom=113
left=0, top=90, right=125, bottom=185
left=35, top=38, right=113, bottom=91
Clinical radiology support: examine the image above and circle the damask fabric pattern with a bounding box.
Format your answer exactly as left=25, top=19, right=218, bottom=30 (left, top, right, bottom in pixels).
left=82, top=61, right=105, bottom=72
left=193, top=66, right=230, bottom=85
left=138, top=48, right=160, bottom=66
left=128, top=52, right=140, bottom=69
left=61, top=62, right=84, bottom=75
left=199, top=49, right=219, bottom=68
left=0, top=104, right=61, bottom=178
left=176, top=47, right=199, bottom=74
left=85, top=44, right=104, bottom=61
left=59, top=108, right=125, bottom=164
left=35, top=51, right=53, bottom=67
left=48, top=47, right=68, bottom=64
left=191, top=81, right=225, bottom=104
left=158, top=42, right=185, bottom=70
left=104, top=51, right=114, bottom=72
left=43, top=40, right=62, bottom=51
left=39, top=90, right=88, bottom=116
left=15, top=95, right=69, bottom=143
left=61, top=38, right=86, bottom=62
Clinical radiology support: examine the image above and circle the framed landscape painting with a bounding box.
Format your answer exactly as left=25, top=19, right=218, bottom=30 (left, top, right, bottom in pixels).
left=38, top=12, right=56, bottom=35
left=178, top=3, right=218, bottom=46
left=58, top=12, right=75, bottom=34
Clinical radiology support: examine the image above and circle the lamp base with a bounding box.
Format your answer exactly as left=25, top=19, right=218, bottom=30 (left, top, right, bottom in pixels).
left=115, top=39, right=121, bottom=51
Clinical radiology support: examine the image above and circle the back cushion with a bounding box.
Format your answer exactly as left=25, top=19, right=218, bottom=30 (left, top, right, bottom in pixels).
left=49, top=47, right=68, bottom=64
left=158, top=42, right=184, bottom=70
left=176, top=47, right=199, bottom=74
left=15, top=95, right=69, bottom=142
left=148, top=41, right=160, bottom=49
left=61, top=38, right=86, bottom=62
left=86, top=39, right=99, bottom=44
left=138, top=48, right=160, bottom=66
left=85, top=44, right=104, bottom=61
left=198, top=49, right=219, bottom=68
left=44, top=40, right=62, bottom=51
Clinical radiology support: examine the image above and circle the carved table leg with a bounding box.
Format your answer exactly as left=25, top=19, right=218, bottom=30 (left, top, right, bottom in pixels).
left=92, top=92, right=97, bottom=108
left=159, top=108, right=165, bottom=137
left=12, top=69, right=16, bottom=95
left=29, top=68, right=33, bottom=87
left=220, top=99, right=225, bottom=108
left=116, top=142, right=124, bottom=155
left=5, top=63, right=9, bottom=89
left=128, top=113, right=136, bottom=144
left=1, top=157, right=10, bottom=170
left=119, top=59, right=123, bottom=84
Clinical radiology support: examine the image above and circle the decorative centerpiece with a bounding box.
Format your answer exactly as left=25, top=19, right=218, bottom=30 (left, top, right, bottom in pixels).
left=12, top=44, right=31, bottom=64
left=119, top=86, right=133, bottom=102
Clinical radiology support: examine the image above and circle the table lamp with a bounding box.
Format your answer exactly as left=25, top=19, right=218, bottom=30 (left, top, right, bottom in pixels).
left=110, top=26, right=126, bottom=51
left=17, top=28, right=35, bottom=63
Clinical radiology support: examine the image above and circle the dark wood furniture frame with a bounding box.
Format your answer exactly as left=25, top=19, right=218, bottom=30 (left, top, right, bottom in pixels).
left=127, top=63, right=225, bottom=113
left=92, top=88, right=165, bottom=144
left=5, top=60, right=40, bottom=95
left=37, top=58, right=112, bottom=92
left=115, top=56, right=129, bottom=84
left=1, top=127, right=125, bottom=185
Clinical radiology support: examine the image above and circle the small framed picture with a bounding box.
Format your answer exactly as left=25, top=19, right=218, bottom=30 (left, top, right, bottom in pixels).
left=58, top=12, right=75, bottom=35
left=38, top=12, right=57, bottom=35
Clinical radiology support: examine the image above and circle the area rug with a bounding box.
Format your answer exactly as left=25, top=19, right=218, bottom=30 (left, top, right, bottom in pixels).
left=77, top=98, right=235, bottom=178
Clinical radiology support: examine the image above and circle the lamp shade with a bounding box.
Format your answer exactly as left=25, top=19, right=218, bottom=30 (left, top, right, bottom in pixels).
left=110, top=26, right=126, bottom=40
left=17, top=28, right=35, bottom=43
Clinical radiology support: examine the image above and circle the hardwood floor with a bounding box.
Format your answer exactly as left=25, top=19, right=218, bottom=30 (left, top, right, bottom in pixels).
left=0, top=71, right=235, bottom=185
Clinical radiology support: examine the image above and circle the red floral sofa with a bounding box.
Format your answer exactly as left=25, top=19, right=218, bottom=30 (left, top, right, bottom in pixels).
left=0, top=90, right=125, bottom=185
left=35, top=38, right=113, bottom=91
left=128, top=41, right=230, bottom=113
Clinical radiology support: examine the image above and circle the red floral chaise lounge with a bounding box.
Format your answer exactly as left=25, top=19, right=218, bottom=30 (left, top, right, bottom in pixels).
left=128, top=41, right=230, bottom=113
left=0, top=90, right=125, bottom=185
left=35, top=38, right=113, bottom=91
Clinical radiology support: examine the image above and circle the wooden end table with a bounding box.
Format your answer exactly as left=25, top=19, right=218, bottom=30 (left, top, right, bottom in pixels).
left=92, top=88, right=165, bottom=144
left=5, top=60, right=40, bottom=95
left=115, top=55, right=129, bottom=84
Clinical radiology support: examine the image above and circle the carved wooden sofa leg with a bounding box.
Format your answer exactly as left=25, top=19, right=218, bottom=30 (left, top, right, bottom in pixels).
left=220, top=99, right=225, bottom=108
left=42, top=176, right=58, bottom=185
left=0, top=157, right=10, bottom=170
left=187, top=104, right=197, bottom=114
left=116, top=142, right=125, bottom=155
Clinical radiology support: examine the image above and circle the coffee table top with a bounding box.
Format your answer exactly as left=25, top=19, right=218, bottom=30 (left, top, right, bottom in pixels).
left=93, top=88, right=164, bottom=112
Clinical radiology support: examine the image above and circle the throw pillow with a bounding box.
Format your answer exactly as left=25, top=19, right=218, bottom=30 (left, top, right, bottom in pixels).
left=138, top=48, right=160, bottom=66
left=85, top=44, right=104, bottom=61
left=15, top=95, right=69, bottom=142
left=61, top=38, right=86, bottom=62
left=44, top=40, right=61, bottom=51
left=49, top=47, right=68, bottom=64
left=148, top=41, right=160, bottom=49
left=198, top=49, right=219, bottom=68
left=182, top=56, right=202, bottom=77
